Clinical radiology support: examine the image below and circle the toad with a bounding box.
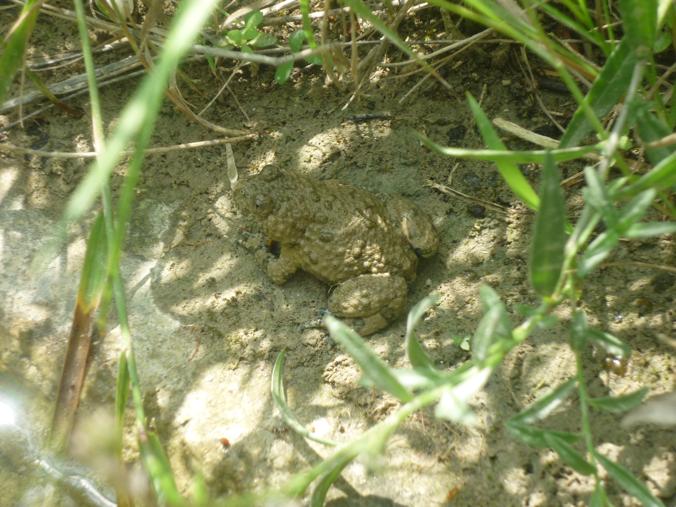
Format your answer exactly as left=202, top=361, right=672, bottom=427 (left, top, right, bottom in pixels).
left=234, top=165, right=438, bottom=335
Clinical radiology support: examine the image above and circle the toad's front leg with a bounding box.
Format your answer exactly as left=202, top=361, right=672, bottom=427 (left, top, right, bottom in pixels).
left=327, top=273, right=408, bottom=336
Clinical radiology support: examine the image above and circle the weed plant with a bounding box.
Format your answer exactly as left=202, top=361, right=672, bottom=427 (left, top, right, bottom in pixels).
left=0, top=0, right=674, bottom=506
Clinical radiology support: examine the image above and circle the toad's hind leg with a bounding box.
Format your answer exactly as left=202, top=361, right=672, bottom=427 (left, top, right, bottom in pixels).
left=327, top=273, right=408, bottom=336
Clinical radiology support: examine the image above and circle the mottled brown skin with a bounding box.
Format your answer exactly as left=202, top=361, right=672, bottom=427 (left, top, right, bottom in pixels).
left=235, top=165, right=438, bottom=335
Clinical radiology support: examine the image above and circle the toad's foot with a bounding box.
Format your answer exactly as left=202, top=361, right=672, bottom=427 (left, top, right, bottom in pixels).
left=327, top=273, right=407, bottom=336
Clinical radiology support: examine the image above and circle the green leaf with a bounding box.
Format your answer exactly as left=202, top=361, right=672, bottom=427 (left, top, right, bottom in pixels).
left=590, top=481, right=609, bottom=507
left=619, top=0, right=658, bottom=56
left=310, top=456, right=352, bottom=507
left=635, top=101, right=675, bottom=164
left=0, top=0, right=41, bottom=104
left=253, top=33, right=277, bottom=48
left=617, top=189, right=657, bottom=232
left=115, top=351, right=130, bottom=428
left=434, top=367, right=492, bottom=424
left=588, top=388, right=649, bottom=413
left=324, top=316, right=413, bottom=402
left=271, top=351, right=337, bottom=446
left=620, top=150, right=676, bottom=196
left=289, top=30, right=307, bottom=53
left=79, top=213, right=108, bottom=310
left=510, top=379, right=577, bottom=424
left=570, top=310, right=588, bottom=350
left=560, top=39, right=637, bottom=148
left=416, top=132, right=603, bottom=164
left=244, top=10, right=263, bottom=29
left=140, top=431, right=184, bottom=506
left=544, top=433, right=596, bottom=475
left=593, top=450, right=666, bottom=507
left=227, top=29, right=243, bottom=46
left=405, top=296, right=439, bottom=370
left=467, top=94, right=540, bottom=210
left=530, top=153, right=566, bottom=297
left=507, top=421, right=580, bottom=448
left=274, top=62, right=293, bottom=84
left=586, top=328, right=631, bottom=358
left=583, top=166, right=617, bottom=225
left=578, top=229, right=620, bottom=276
left=624, top=221, right=676, bottom=238
left=472, top=297, right=510, bottom=362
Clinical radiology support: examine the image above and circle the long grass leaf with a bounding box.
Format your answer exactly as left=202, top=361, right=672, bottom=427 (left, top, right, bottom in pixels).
left=530, top=153, right=566, bottom=297
left=594, top=451, right=665, bottom=507
left=560, top=39, right=636, bottom=147
left=466, top=94, right=540, bottom=210
left=271, top=351, right=338, bottom=446
left=61, top=0, right=221, bottom=225
left=416, top=132, right=602, bottom=163
left=0, top=0, right=41, bottom=104
left=325, top=316, right=413, bottom=402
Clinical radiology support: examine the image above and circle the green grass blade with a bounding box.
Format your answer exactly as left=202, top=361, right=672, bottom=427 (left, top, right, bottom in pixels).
left=466, top=94, right=540, bottom=210
left=635, top=100, right=675, bottom=164
left=619, top=0, right=658, bottom=54
left=61, top=0, right=221, bottom=225
left=310, top=456, right=352, bottom=507
left=271, top=351, right=338, bottom=446
left=140, top=431, right=185, bottom=507
left=586, top=329, right=631, bottom=358
left=507, top=421, right=580, bottom=448
left=510, top=379, right=577, bottom=425
left=593, top=450, right=666, bottom=507
left=405, top=296, right=439, bottom=370
left=588, top=388, right=648, bottom=413
left=560, top=39, right=637, bottom=147
left=115, top=351, right=130, bottom=429
left=325, top=316, right=413, bottom=402
left=416, top=131, right=602, bottom=164
left=544, top=433, right=596, bottom=475
left=530, top=154, right=567, bottom=297
left=619, top=151, right=676, bottom=196
left=0, top=0, right=41, bottom=104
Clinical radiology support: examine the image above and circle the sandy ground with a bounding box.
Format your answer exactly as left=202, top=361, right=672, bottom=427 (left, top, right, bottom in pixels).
left=0, top=10, right=674, bottom=507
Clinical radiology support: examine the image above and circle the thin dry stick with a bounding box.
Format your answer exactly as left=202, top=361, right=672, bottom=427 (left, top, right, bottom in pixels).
left=427, top=181, right=508, bottom=215
left=1, top=69, right=147, bottom=130
left=385, top=28, right=492, bottom=67
left=0, top=135, right=256, bottom=159
left=492, top=117, right=559, bottom=148
left=198, top=62, right=244, bottom=117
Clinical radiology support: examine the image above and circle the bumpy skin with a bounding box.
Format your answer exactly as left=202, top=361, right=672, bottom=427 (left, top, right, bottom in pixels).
left=235, top=165, right=438, bottom=335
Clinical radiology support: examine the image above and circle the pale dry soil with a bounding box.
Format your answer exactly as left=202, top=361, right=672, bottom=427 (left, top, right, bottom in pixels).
left=0, top=19, right=674, bottom=507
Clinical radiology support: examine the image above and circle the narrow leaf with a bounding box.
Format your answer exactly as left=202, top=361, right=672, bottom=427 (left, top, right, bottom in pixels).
left=624, top=222, right=676, bottom=238
left=416, top=132, right=602, bottom=164
left=467, top=94, right=540, bottom=210
left=560, top=39, right=636, bottom=148
left=511, top=379, right=577, bottom=424
left=115, top=351, right=130, bottom=427
left=588, top=388, right=648, bottom=413
left=619, top=0, right=658, bottom=55
left=405, top=296, right=439, bottom=370
left=594, top=451, right=665, bottom=507
left=271, top=351, right=337, bottom=446
left=325, top=316, right=412, bottom=402
left=635, top=101, right=675, bottom=164
left=587, top=328, right=631, bottom=358
left=310, top=456, right=352, bottom=507
left=620, top=150, right=676, bottom=196
left=472, top=285, right=511, bottom=362
left=507, top=421, right=580, bottom=448
left=530, top=153, right=566, bottom=296
left=0, top=0, right=41, bottom=104
left=544, top=433, right=596, bottom=475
